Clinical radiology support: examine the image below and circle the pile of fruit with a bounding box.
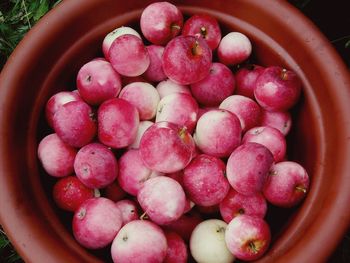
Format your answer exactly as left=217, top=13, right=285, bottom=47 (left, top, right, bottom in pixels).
left=37, top=2, right=310, bottom=262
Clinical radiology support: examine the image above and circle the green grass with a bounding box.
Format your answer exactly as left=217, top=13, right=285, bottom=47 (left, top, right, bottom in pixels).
left=0, top=0, right=61, bottom=69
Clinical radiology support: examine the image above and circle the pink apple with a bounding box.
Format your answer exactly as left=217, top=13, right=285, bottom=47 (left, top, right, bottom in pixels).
left=242, top=126, right=287, bottom=162
left=254, top=66, right=302, bottom=111
left=182, top=14, right=221, bottom=50
left=118, top=149, right=160, bottom=196
left=263, top=161, right=309, bottom=207
left=37, top=133, right=77, bottom=177
left=74, top=143, right=118, bottom=189
left=111, top=220, right=167, bottom=263
left=156, top=79, right=191, bottom=99
left=102, top=26, right=141, bottom=59
left=119, top=82, right=160, bottom=120
left=139, top=121, right=195, bottom=173
left=190, top=219, right=235, bottom=263
left=235, top=64, right=265, bottom=99
left=137, top=176, right=186, bottom=225
left=52, top=100, right=97, bottom=147
left=140, top=2, right=183, bottom=45
left=156, top=93, right=198, bottom=132
left=225, top=215, right=271, bottom=261
left=109, top=34, right=150, bottom=77
left=183, top=154, right=230, bottom=206
left=219, top=95, right=262, bottom=132
left=164, top=231, right=188, bottom=263
left=115, top=199, right=139, bottom=225
left=260, top=110, right=292, bottom=136
left=162, top=35, right=212, bottom=85
left=218, top=32, right=252, bottom=65
left=143, top=45, right=167, bottom=82
left=73, top=197, right=123, bottom=249
left=194, top=109, right=242, bottom=158
left=128, top=120, right=154, bottom=149
left=190, top=62, right=235, bottom=106
left=226, top=142, right=274, bottom=196
left=97, top=98, right=139, bottom=149
left=45, top=91, right=82, bottom=128
left=219, top=188, right=267, bottom=223
left=76, top=59, right=122, bottom=105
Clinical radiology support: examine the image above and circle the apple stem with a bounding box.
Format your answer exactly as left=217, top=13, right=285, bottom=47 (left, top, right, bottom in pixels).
left=191, top=40, right=202, bottom=56
left=140, top=211, right=148, bottom=220
left=249, top=241, right=258, bottom=254
left=281, top=69, right=288, bottom=80
left=93, top=188, right=101, bottom=197
left=171, top=23, right=181, bottom=31
left=295, top=186, right=307, bottom=193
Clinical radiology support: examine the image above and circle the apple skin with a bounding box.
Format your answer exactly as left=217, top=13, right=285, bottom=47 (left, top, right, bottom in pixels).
left=194, top=109, right=242, bottom=158
left=263, top=161, right=310, bottom=207
left=218, top=32, right=252, bottom=65
left=74, top=142, right=118, bottom=189
left=128, top=120, right=154, bottom=149
left=118, top=82, right=160, bottom=120
left=53, top=176, right=95, bottom=212
left=219, top=95, right=262, bottom=132
left=190, top=62, right=235, bottom=107
left=260, top=110, right=292, bottom=136
left=254, top=66, right=302, bottom=111
left=190, top=219, right=235, bottom=263
left=52, top=100, right=97, bottom=148
left=117, top=149, right=160, bottom=196
left=37, top=133, right=77, bottom=178
left=139, top=121, right=195, bottom=173
left=183, top=154, right=230, bottom=206
left=242, top=126, right=287, bottom=162
left=73, top=197, right=123, bottom=249
left=45, top=91, right=82, bottom=128
left=182, top=14, right=222, bottom=50
left=104, top=180, right=127, bottom=202
left=108, top=34, right=150, bottom=77
left=164, top=231, right=188, bottom=263
left=102, top=26, right=141, bottom=59
left=225, top=215, right=271, bottom=261
left=76, top=59, right=122, bottom=105
left=156, top=93, right=198, bottom=133
left=111, top=220, right=167, bottom=263
left=97, top=98, right=139, bottom=149
left=143, top=45, right=167, bottom=82
left=156, top=79, right=191, bottom=99
left=226, top=142, right=274, bottom=196
left=163, top=211, right=202, bottom=242
left=137, top=176, right=186, bottom=225
left=140, top=1, right=183, bottom=45
left=162, top=35, right=212, bottom=85
left=115, top=199, right=139, bottom=225
left=235, top=64, right=265, bottom=99
left=219, top=188, right=267, bottom=223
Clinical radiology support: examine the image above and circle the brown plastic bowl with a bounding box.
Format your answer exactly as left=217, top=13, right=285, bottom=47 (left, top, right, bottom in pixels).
left=1, top=0, right=350, bottom=262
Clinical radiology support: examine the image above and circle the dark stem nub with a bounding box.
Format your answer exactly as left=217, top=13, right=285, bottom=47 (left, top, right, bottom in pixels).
left=216, top=226, right=226, bottom=233
left=122, top=235, right=128, bottom=242
left=86, top=75, right=92, bottom=82
left=200, top=26, right=207, bottom=38
left=249, top=241, right=258, bottom=254
left=281, top=68, right=288, bottom=80
left=238, top=208, right=245, bottom=214
left=295, top=185, right=307, bottom=193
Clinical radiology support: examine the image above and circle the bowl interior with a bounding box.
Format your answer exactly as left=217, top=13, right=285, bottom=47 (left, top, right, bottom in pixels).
left=1, top=1, right=350, bottom=263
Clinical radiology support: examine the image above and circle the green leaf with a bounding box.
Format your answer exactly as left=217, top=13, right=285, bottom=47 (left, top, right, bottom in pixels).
left=33, top=0, right=49, bottom=21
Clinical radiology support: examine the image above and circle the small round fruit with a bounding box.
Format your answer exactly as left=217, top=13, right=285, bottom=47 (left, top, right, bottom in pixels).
left=164, top=231, right=188, bottom=263
left=218, top=32, right=252, bottom=65
left=190, top=219, right=235, bottom=263
left=72, top=197, right=123, bottom=249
